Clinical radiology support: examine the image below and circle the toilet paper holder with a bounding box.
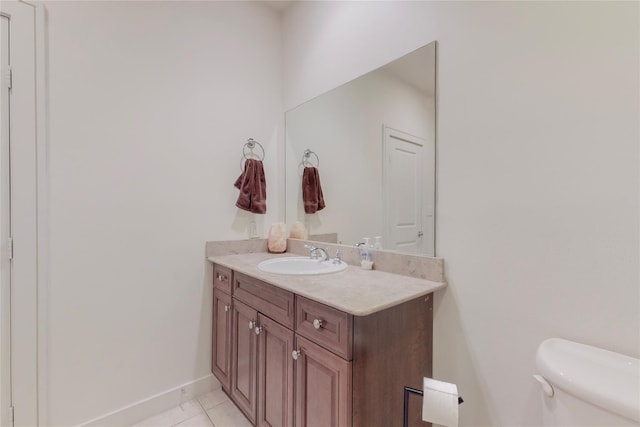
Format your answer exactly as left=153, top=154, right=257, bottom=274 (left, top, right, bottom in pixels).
left=403, top=386, right=464, bottom=427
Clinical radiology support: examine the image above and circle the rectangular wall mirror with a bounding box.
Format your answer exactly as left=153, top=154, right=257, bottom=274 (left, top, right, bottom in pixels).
left=285, top=41, right=437, bottom=256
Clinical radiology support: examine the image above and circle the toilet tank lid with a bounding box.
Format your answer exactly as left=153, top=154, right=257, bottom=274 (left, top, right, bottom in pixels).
left=536, top=338, right=640, bottom=423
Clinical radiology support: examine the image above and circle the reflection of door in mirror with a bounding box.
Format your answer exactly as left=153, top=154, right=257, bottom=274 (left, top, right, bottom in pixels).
left=383, top=126, right=434, bottom=255
left=285, top=41, right=436, bottom=255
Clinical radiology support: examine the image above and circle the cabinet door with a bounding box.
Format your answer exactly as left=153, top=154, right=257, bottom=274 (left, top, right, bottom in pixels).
left=294, top=335, right=352, bottom=427
left=212, top=289, right=232, bottom=391
left=257, top=314, right=294, bottom=427
left=231, top=299, right=259, bottom=424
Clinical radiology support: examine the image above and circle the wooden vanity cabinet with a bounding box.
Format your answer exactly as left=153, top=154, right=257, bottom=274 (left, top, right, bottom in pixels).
left=211, top=288, right=232, bottom=391
left=212, top=264, right=233, bottom=392
left=232, top=272, right=296, bottom=426
left=351, top=295, right=432, bottom=427
left=231, top=299, right=259, bottom=424
left=294, top=334, right=352, bottom=427
left=295, top=296, right=353, bottom=360
left=213, top=264, right=232, bottom=293
left=257, top=313, right=295, bottom=427
left=233, top=272, right=295, bottom=329
left=211, top=264, right=432, bottom=427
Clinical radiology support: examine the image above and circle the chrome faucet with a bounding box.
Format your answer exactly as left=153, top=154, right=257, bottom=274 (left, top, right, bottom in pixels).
left=304, top=245, right=329, bottom=261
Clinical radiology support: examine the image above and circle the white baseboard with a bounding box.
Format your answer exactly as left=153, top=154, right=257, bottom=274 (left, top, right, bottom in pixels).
left=78, top=374, right=221, bottom=427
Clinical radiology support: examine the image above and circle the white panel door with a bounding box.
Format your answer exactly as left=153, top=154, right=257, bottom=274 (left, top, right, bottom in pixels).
left=383, top=126, right=434, bottom=254
left=0, top=1, right=38, bottom=425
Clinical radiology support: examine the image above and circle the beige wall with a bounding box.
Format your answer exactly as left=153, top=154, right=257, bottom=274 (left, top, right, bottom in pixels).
left=283, top=1, right=639, bottom=425
left=45, top=1, right=282, bottom=424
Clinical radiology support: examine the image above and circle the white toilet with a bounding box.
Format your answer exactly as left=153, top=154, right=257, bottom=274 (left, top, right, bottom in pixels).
left=535, top=338, right=640, bottom=426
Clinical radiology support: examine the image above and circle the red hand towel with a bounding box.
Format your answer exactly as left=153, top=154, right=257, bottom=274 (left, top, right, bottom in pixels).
left=234, top=159, right=267, bottom=214
left=303, top=166, right=325, bottom=214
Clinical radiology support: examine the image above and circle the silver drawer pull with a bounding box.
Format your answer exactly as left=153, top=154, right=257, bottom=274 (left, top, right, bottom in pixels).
left=313, top=319, right=324, bottom=330
left=224, top=304, right=230, bottom=312
left=292, top=350, right=301, bottom=360
left=254, top=326, right=263, bottom=335
left=249, top=320, right=255, bottom=330
left=216, top=273, right=227, bottom=281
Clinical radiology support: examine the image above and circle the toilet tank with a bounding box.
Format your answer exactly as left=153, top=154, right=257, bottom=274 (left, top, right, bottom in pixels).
left=535, top=338, right=640, bottom=426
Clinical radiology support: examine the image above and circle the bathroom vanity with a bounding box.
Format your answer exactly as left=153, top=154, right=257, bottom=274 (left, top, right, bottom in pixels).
left=208, top=249, right=445, bottom=427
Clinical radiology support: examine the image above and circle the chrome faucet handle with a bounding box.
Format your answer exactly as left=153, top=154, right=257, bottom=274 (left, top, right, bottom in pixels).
left=304, top=245, right=320, bottom=259
left=333, top=249, right=342, bottom=264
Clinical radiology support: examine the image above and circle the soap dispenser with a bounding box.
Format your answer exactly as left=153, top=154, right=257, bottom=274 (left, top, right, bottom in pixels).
left=360, top=237, right=374, bottom=270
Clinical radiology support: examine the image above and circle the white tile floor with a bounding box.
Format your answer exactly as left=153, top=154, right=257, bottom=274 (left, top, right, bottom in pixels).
left=132, top=387, right=251, bottom=427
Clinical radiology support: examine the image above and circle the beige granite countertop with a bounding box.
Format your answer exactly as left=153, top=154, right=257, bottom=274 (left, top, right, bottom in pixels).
left=207, top=252, right=446, bottom=316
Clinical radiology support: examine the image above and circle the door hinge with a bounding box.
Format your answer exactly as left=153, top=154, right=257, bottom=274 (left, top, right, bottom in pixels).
left=9, top=406, right=14, bottom=425
left=5, top=67, right=11, bottom=90
left=8, top=237, right=13, bottom=260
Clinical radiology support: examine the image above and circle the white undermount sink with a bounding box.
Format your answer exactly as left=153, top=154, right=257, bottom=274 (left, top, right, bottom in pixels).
left=257, top=257, right=347, bottom=275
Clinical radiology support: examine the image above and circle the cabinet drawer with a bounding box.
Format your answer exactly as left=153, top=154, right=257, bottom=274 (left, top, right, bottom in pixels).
left=233, top=272, right=295, bottom=329
left=295, top=296, right=353, bottom=360
left=213, top=264, right=233, bottom=293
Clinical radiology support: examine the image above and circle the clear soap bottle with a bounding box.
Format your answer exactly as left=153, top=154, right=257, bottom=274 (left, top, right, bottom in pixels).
left=360, top=237, right=374, bottom=269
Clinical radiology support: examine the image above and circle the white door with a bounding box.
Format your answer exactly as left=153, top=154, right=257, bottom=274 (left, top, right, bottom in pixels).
left=0, top=13, right=11, bottom=427
left=0, top=2, right=39, bottom=425
left=382, top=126, right=435, bottom=255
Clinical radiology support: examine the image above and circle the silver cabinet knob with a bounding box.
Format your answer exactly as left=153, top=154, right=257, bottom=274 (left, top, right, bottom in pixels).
left=254, top=326, right=263, bottom=335
left=224, top=304, right=230, bottom=312
left=291, top=350, right=301, bottom=360
left=313, top=319, right=324, bottom=330
left=248, top=320, right=255, bottom=330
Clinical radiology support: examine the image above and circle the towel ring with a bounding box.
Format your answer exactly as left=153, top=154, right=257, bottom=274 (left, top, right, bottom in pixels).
left=302, top=149, right=319, bottom=168
left=243, top=138, right=265, bottom=161
left=240, top=138, right=265, bottom=171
